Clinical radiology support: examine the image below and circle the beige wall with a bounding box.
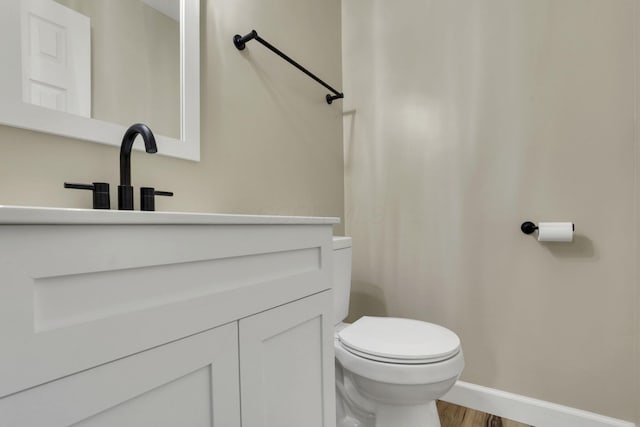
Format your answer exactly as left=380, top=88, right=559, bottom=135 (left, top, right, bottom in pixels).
left=0, top=0, right=344, bottom=234
left=343, top=0, right=638, bottom=423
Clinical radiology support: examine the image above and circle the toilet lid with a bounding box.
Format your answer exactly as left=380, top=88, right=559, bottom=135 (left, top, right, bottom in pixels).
left=338, top=316, right=461, bottom=364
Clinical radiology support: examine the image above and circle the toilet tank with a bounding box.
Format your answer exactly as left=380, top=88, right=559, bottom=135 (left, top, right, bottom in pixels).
left=332, top=236, right=353, bottom=325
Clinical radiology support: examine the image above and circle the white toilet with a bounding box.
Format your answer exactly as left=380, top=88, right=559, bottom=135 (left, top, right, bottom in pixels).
left=333, top=236, right=464, bottom=427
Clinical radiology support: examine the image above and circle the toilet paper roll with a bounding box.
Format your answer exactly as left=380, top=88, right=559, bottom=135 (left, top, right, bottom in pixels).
left=537, top=222, right=574, bottom=242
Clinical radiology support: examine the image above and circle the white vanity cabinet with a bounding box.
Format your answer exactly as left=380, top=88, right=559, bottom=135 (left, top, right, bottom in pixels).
left=240, top=290, right=335, bottom=427
left=0, top=207, right=338, bottom=427
left=1, top=322, right=241, bottom=427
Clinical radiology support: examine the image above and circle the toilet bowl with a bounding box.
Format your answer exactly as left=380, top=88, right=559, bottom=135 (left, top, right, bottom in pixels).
left=332, top=237, right=464, bottom=427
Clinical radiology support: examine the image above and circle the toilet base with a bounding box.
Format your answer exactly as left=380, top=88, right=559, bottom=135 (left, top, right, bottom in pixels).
left=337, top=400, right=442, bottom=427
left=375, top=401, right=441, bottom=427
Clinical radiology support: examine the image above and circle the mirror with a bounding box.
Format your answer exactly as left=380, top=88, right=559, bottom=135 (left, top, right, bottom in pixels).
left=0, top=0, right=200, bottom=161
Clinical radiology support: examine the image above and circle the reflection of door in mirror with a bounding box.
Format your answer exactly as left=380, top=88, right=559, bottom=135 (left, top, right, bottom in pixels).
left=21, top=0, right=91, bottom=118
left=22, top=0, right=181, bottom=139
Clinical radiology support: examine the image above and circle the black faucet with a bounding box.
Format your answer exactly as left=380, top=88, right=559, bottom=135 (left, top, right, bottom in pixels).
left=118, top=123, right=157, bottom=210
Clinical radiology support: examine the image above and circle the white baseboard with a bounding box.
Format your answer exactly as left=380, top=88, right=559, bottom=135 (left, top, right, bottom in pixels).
left=441, top=381, right=635, bottom=427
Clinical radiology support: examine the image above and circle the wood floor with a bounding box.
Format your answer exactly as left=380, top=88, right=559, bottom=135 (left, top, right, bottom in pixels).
left=437, top=401, right=533, bottom=427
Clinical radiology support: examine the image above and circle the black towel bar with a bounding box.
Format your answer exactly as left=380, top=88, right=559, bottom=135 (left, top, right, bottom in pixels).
left=233, top=30, right=344, bottom=105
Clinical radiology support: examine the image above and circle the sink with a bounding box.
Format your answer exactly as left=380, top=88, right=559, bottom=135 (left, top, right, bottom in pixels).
left=0, top=205, right=339, bottom=225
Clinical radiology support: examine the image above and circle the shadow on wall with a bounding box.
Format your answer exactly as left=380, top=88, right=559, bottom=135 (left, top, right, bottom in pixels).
left=346, top=280, right=388, bottom=323
left=539, top=234, right=597, bottom=260
left=343, top=109, right=356, bottom=174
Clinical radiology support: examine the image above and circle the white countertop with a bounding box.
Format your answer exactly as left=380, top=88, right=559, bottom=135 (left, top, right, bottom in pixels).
left=0, top=206, right=340, bottom=225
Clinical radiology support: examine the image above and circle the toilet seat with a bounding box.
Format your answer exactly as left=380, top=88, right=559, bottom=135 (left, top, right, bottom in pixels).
left=338, top=317, right=460, bottom=364
left=335, top=340, right=464, bottom=386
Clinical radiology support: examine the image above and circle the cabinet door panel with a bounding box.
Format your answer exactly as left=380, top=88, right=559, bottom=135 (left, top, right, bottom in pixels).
left=0, top=323, right=240, bottom=427
left=240, top=291, right=335, bottom=427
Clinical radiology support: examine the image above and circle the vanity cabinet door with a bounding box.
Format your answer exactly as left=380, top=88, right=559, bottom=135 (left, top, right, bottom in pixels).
left=239, top=290, right=336, bottom=427
left=0, top=322, right=240, bottom=427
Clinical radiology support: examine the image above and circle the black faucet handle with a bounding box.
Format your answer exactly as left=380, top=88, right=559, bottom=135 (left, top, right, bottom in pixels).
left=140, top=187, right=174, bottom=212
left=64, top=182, right=111, bottom=210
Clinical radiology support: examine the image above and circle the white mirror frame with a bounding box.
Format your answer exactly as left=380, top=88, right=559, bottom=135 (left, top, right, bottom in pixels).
left=0, top=0, right=200, bottom=161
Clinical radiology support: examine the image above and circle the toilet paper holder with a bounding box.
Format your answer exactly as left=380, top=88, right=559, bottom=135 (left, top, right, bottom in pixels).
left=520, top=221, right=539, bottom=235
left=520, top=221, right=575, bottom=235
